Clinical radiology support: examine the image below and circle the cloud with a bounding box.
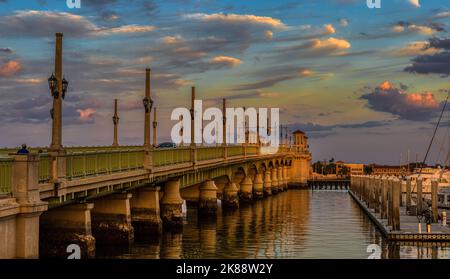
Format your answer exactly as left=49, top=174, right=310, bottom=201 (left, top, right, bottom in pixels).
left=209, top=56, right=242, bottom=68
left=0, top=10, right=155, bottom=37
left=392, top=22, right=442, bottom=35
left=387, top=41, right=439, bottom=57
left=76, top=108, right=96, bottom=121
left=225, top=90, right=282, bottom=100
left=233, top=67, right=313, bottom=91
left=0, top=47, right=13, bottom=53
left=272, top=37, right=351, bottom=61
left=184, top=13, right=287, bottom=29
left=339, top=18, right=349, bottom=27
left=404, top=38, right=450, bottom=75
left=434, top=11, right=450, bottom=19
left=94, top=24, right=155, bottom=35
left=0, top=60, right=21, bottom=77
left=361, top=81, right=442, bottom=121
left=408, top=0, right=420, bottom=8
left=273, top=24, right=336, bottom=42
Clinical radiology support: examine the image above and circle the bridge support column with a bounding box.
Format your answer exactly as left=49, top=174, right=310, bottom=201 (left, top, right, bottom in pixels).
left=222, top=182, right=239, bottom=209
left=1, top=154, right=48, bottom=259
left=239, top=176, right=253, bottom=203
left=277, top=167, right=285, bottom=191
left=40, top=203, right=95, bottom=258
left=263, top=170, right=272, bottom=196
left=199, top=180, right=218, bottom=216
left=91, top=193, right=134, bottom=245
left=283, top=166, right=289, bottom=190
left=271, top=168, right=279, bottom=194
left=131, top=187, right=162, bottom=236
left=253, top=173, right=264, bottom=199
left=160, top=179, right=184, bottom=229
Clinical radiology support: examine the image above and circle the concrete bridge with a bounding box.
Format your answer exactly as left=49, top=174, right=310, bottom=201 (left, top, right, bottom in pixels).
left=0, top=33, right=312, bottom=259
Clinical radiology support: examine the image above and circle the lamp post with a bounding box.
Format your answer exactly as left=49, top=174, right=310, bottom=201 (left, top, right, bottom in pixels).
left=152, top=107, right=157, bottom=147
left=49, top=33, right=68, bottom=151
left=112, top=99, right=119, bottom=147
left=143, top=68, right=153, bottom=148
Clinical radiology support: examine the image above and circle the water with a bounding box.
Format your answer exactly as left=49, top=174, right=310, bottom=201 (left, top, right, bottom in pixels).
left=96, top=190, right=450, bottom=259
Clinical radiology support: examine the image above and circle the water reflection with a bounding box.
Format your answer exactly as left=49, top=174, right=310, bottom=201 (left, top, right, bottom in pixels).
left=97, top=190, right=450, bottom=259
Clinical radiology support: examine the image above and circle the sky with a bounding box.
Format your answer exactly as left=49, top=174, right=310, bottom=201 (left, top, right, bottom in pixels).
left=1, top=0, right=450, bottom=165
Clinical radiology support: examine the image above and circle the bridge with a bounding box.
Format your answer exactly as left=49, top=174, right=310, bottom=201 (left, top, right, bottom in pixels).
left=0, top=33, right=312, bottom=259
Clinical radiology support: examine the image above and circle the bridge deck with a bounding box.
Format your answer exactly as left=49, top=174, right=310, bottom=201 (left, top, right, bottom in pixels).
left=349, top=190, right=450, bottom=242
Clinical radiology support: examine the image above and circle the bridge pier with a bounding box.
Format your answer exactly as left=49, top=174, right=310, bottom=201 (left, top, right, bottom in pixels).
left=239, top=176, right=253, bottom=203
left=198, top=180, right=218, bottom=216
left=253, top=173, right=264, bottom=199
left=283, top=166, right=289, bottom=190
left=277, top=167, right=285, bottom=191
left=263, top=170, right=272, bottom=196
left=131, top=187, right=162, bottom=237
left=91, top=193, right=134, bottom=245
left=271, top=168, right=279, bottom=194
left=160, top=179, right=184, bottom=229
left=222, top=182, right=239, bottom=209
left=40, top=203, right=95, bottom=258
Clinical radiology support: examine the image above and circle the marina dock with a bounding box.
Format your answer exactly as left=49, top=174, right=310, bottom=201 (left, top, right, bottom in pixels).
left=350, top=176, right=450, bottom=242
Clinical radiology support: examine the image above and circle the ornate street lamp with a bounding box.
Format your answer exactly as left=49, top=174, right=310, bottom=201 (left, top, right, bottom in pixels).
left=143, top=97, right=153, bottom=113
left=48, top=73, right=57, bottom=98
left=62, top=76, right=69, bottom=99
left=112, top=115, right=120, bottom=125
left=48, top=73, right=69, bottom=99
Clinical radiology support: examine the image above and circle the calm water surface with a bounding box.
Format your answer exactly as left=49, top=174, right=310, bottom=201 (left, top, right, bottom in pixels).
left=97, top=190, right=450, bottom=259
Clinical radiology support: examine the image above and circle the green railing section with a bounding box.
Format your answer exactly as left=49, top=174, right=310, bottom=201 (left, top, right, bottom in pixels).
left=153, top=148, right=191, bottom=167
left=38, top=154, right=51, bottom=183
left=0, top=146, right=143, bottom=155
left=227, top=146, right=244, bottom=157
left=0, top=157, right=13, bottom=195
left=246, top=146, right=258, bottom=155
left=66, top=149, right=144, bottom=179
left=197, top=147, right=224, bottom=161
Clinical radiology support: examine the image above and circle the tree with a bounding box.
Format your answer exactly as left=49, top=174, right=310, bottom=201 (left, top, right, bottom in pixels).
left=364, top=165, right=373, bottom=175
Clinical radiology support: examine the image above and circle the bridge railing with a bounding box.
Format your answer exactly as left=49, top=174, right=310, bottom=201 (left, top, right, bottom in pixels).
left=197, top=146, right=224, bottom=161
left=246, top=145, right=258, bottom=155
left=153, top=148, right=191, bottom=167
left=0, top=157, right=13, bottom=195
left=227, top=146, right=244, bottom=157
left=66, top=149, right=144, bottom=179
left=38, top=154, right=51, bottom=183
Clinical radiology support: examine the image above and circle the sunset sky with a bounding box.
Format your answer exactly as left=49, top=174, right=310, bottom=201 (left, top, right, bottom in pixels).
left=1, top=0, right=450, bottom=165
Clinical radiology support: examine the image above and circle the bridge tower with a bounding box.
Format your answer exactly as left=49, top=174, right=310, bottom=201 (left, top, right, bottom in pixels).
left=290, top=130, right=312, bottom=187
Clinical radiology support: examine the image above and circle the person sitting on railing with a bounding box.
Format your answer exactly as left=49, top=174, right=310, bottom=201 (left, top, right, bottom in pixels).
left=17, top=144, right=30, bottom=154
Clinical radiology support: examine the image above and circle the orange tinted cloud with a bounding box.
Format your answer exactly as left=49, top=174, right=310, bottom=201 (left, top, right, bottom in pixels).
left=0, top=60, right=21, bottom=77
left=210, top=56, right=242, bottom=67
left=76, top=108, right=95, bottom=121
left=185, top=13, right=286, bottom=29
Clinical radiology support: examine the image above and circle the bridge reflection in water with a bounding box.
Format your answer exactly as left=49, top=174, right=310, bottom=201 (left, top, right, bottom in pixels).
left=96, top=190, right=450, bottom=259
